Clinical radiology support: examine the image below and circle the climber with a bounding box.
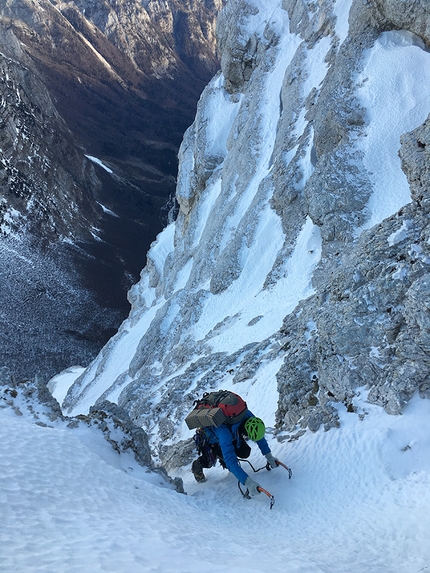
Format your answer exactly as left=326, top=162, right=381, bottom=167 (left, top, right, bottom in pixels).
left=191, top=411, right=280, bottom=496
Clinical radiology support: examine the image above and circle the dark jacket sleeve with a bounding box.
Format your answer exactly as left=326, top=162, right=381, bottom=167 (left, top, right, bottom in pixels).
left=213, top=425, right=249, bottom=484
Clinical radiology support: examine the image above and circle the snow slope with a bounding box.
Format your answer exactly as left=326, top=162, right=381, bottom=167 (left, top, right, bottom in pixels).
left=356, top=30, right=430, bottom=231
left=1, top=390, right=429, bottom=573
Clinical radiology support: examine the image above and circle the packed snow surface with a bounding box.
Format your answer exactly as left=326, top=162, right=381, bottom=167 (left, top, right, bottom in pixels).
left=1, top=390, right=429, bottom=573
left=357, top=30, right=430, bottom=230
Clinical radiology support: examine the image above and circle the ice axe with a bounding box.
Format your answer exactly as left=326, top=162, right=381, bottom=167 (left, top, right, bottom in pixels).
left=257, top=486, right=275, bottom=509
left=238, top=481, right=275, bottom=509
left=238, top=457, right=293, bottom=479
left=272, top=459, right=293, bottom=479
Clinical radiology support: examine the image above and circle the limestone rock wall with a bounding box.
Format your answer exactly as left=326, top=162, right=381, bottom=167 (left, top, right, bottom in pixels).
left=57, top=0, right=430, bottom=465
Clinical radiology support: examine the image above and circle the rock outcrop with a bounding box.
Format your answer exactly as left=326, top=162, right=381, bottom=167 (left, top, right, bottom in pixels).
left=0, top=368, right=184, bottom=492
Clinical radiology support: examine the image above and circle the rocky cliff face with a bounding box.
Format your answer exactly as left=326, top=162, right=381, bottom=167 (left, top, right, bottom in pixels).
left=0, top=0, right=221, bottom=379
left=54, top=0, right=430, bottom=467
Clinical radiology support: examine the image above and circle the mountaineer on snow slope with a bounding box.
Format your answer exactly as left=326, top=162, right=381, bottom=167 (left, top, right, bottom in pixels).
left=186, top=390, right=281, bottom=496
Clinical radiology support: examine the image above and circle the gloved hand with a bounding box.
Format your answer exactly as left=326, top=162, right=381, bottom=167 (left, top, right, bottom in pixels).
left=265, top=452, right=279, bottom=469
left=244, top=476, right=261, bottom=496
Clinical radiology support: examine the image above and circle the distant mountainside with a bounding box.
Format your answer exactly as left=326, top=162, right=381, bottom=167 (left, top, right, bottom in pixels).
left=0, top=0, right=223, bottom=379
